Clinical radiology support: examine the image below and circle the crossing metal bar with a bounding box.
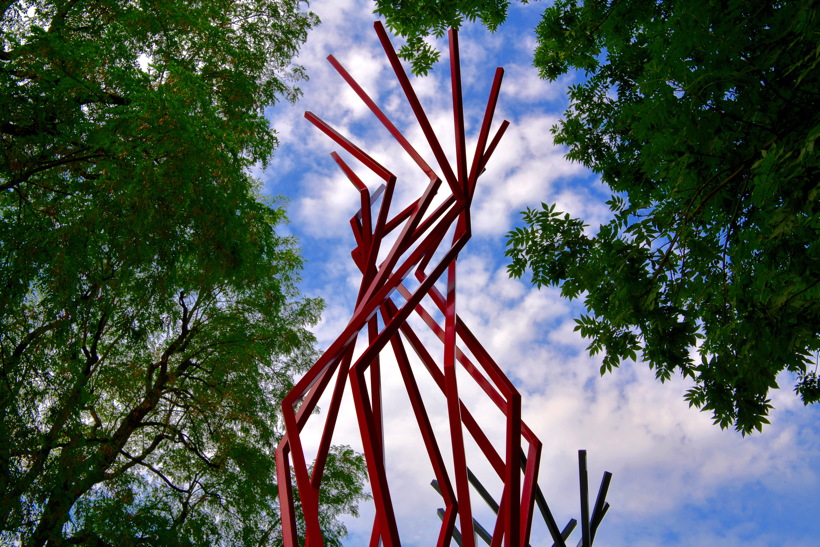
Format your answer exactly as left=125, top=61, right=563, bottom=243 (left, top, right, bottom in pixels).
left=275, top=21, right=613, bottom=547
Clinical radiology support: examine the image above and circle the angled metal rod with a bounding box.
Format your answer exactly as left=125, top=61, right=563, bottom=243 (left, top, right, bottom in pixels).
left=398, top=283, right=510, bottom=416
left=504, top=391, right=522, bottom=547
left=394, top=285, right=509, bottom=477
left=443, top=261, right=477, bottom=547
left=310, top=346, right=356, bottom=488
left=448, top=27, right=468, bottom=198
left=275, top=443, right=299, bottom=546
left=373, top=21, right=463, bottom=200
left=352, top=173, right=449, bottom=318
left=327, top=54, right=438, bottom=180
left=477, top=120, right=510, bottom=176
left=349, top=180, right=387, bottom=268
left=421, top=322, right=517, bottom=544
left=468, top=67, right=505, bottom=196
left=590, top=472, right=612, bottom=542
left=521, top=450, right=568, bottom=547
left=350, top=356, right=401, bottom=545
left=520, top=439, right=542, bottom=546
left=555, top=520, right=577, bottom=547
left=351, top=208, right=466, bottom=354
left=425, top=284, right=518, bottom=396
left=383, top=196, right=420, bottom=234
left=369, top=518, right=382, bottom=547
left=282, top=180, right=447, bottom=419
left=464, top=469, right=507, bottom=547
left=278, top=206, right=466, bottom=545
left=384, top=304, right=458, bottom=544
left=332, top=152, right=372, bottom=268
left=433, top=480, right=495, bottom=547
left=305, top=111, right=393, bottom=182
left=368, top=174, right=397, bottom=281
left=368, top=317, right=385, bottom=463
left=393, top=313, right=506, bottom=476
left=437, top=508, right=464, bottom=547
left=591, top=504, right=610, bottom=546
left=346, top=213, right=471, bottom=387
left=467, top=468, right=500, bottom=514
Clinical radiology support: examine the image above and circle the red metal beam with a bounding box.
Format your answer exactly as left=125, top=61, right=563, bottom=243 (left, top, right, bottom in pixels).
left=272, top=20, right=606, bottom=547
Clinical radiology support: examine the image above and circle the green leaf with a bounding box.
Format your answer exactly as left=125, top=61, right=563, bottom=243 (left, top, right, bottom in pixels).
left=0, top=1, right=366, bottom=544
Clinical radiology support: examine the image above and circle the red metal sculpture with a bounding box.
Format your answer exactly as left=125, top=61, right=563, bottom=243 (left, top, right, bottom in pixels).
left=276, top=22, right=610, bottom=547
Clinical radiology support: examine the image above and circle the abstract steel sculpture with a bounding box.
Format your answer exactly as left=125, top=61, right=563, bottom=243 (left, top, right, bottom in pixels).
left=276, top=22, right=611, bottom=547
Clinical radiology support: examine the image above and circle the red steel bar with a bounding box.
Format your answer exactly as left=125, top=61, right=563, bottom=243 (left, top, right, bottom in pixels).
left=275, top=21, right=612, bottom=547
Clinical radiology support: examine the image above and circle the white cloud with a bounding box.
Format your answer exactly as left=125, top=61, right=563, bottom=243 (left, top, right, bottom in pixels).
left=501, top=64, right=569, bottom=104
left=470, top=112, right=589, bottom=235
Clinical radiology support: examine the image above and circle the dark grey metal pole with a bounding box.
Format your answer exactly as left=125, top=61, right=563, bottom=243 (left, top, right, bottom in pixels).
left=579, top=450, right=590, bottom=547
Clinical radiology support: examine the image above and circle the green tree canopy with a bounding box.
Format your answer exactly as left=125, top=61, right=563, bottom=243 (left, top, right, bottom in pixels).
left=378, top=0, right=820, bottom=434
left=1, top=0, right=367, bottom=544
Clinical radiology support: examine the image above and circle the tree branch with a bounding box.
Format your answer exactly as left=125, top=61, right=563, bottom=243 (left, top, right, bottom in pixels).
left=7, top=317, right=68, bottom=368
left=47, top=0, right=82, bottom=34
left=0, top=151, right=109, bottom=191
left=112, top=435, right=172, bottom=477
left=130, top=459, right=190, bottom=494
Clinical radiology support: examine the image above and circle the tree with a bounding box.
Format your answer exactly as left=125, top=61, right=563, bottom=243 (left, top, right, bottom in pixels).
left=377, top=0, right=820, bottom=434
left=1, top=1, right=368, bottom=544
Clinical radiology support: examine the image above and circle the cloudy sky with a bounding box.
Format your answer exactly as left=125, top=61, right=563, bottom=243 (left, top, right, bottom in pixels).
left=262, top=1, right=820, bottom=545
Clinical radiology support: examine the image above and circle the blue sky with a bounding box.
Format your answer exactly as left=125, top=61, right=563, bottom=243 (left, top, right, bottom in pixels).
left=263, top=1, right=820, bottom=545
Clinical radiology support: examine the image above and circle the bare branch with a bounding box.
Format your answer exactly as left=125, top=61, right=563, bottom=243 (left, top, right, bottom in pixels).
left=112, top=434, right=172, bottom=477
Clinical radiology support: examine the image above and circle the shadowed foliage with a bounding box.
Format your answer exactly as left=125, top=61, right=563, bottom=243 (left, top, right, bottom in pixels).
left=1, top=0, right=368, bottom=544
